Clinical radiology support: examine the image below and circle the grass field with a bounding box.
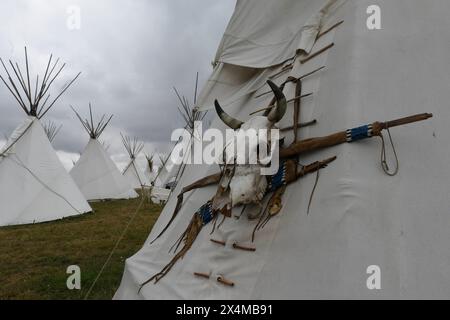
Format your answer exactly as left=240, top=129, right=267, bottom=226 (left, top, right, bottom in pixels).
left=0, top=194, right=163, bottom=300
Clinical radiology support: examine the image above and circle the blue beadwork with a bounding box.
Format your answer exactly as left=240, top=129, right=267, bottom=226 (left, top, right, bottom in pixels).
left=267, top=161, right=286, bottom=193
left=197, top=202, right=213, bottom=225
left=346, top=124, right=372, bottom=142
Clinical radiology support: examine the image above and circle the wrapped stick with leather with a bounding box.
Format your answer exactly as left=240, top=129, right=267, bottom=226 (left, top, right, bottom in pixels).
left=280, top=113, right=433, bottom=158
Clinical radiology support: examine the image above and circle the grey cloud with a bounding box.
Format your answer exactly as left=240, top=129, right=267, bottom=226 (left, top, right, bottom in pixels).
left=0, top=0, right=235, bottom=167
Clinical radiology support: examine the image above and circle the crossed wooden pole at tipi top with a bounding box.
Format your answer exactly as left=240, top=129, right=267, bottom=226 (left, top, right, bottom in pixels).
left=121, top=133, right=148, bottom=189
left=70, top=103, right=113, bottom=140
left=43, top=120, right=62, bottom=143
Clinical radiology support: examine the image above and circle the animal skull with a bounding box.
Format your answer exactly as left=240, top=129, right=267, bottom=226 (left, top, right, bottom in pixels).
left=214, top=80, right=287, bottom=207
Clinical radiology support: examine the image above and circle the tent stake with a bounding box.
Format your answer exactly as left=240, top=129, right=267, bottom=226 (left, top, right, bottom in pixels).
left=210, top=238, right=226, bottom=246
left=232, top=243, right=256, bottom=252
left=217, top=276, right=234, bottom=287
left=300, top=43, right=334, bottom=64
left=194, top=272, right=210, bottom=279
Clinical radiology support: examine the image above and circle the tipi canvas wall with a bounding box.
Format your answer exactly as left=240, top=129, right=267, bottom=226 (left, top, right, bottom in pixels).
left=123, top=159, right=150, bottom=189
left=71, top=138, right=138, bottom=201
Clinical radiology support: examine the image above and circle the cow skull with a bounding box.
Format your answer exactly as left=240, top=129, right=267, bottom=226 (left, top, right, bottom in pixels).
left=214, top=80, right=287, bottom=208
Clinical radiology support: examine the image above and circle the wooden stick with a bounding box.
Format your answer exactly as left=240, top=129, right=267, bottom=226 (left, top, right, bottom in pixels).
left=300, top=43, right=334, bottom=64
left=89, top=102, right=94, bottom=130
left=9, top=61, right=30, bottom=104
left=210, top=239, right=226, bottom=246
left=268, top=63, right=294, bottom=79
left=194, top=272, right=210, bottom=279
left=38, top=72, right=81, bottom=119
left=0, top=58, right=28, bottom=112
left=382, top=113, right=433, bottom=131
left=280, top=113, right=433, bottom=158
left=298, top=66, right=326, bottom=81
left=296, top=156, right=337, bottom=176
left=232, top=243, right=256, bottom=252
left=293, top=80, right=302, bottom=142
left=250, top=93, right=313, bottom=116
left=36, top=54, right=52, bottom=103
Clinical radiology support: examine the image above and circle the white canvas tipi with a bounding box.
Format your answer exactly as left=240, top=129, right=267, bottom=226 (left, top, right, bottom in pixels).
left=121, top=134, right=150, bottom=189
left=144, top=153, right=164, bottom=187
left=115, top=0, right=450, bottom=299
left=148, top=153, right=171, bottom=204
left=153, top=81, right=205, bottom=190
left=70, top=105, right=138, bottom=201
left=0, top=48, right=91, bottom=226
left=154, top=152, right=176, bottom=189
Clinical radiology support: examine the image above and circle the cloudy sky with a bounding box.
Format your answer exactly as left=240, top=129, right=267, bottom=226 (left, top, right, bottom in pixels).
left=0, top=0, right=235, bottom=170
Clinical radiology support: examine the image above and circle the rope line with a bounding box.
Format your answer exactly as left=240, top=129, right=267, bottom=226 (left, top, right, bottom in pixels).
left=0, top=120, right=34, bottom=157
left=380, top=125, right=399, bottom=176
left=84, top=195, right=145, bottom=299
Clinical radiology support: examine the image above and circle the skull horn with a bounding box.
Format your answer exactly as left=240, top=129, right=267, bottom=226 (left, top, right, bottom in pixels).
left=215, top=99, right=244, bottom=130
left=267, top=80, right=287, bottom=123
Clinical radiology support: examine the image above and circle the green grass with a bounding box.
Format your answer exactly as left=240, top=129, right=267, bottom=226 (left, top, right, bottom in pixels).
left=0, top=194, right=162, bottom=300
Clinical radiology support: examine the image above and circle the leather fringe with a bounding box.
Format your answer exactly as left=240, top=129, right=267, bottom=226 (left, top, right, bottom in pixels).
left=139, top=213, right=204, bottom=291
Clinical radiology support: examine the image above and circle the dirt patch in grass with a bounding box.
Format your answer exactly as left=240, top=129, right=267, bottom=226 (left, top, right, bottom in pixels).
left=0, top=194, right=162, bottom=300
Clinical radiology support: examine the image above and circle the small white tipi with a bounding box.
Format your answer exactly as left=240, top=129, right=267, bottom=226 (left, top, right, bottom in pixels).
left=149, top=153, right=171, bottom=204
left=0, top=48, right=91, bottom=226
left=153, top=80, right=205, bottom=191
left=70, top=105, right=138, bottom=201
left=154, top=152, right=175, bottom=189
left=121, top=134, right=150, bottom=189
